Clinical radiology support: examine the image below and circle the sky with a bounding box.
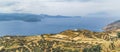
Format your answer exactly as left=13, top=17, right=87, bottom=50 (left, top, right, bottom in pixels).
left=0, top=0, right=120, bottom=17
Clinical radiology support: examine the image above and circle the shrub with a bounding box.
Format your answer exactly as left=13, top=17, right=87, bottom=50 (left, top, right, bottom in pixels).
left=83, top=45, right=101, bottom=52
left=117, top=32, right=120, bottom=38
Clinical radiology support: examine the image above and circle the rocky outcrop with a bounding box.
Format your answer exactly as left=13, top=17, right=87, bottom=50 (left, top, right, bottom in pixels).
left=103, top=20, right=120, bottom=31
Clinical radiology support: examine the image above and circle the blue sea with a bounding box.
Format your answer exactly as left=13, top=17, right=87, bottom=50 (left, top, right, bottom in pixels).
left=0, top=17, right=118, bottom=36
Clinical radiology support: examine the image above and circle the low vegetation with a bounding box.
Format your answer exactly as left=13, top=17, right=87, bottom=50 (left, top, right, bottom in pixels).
left=0, top=29, right=119, bottom=52
left=117, top=32, right=120, bottom=38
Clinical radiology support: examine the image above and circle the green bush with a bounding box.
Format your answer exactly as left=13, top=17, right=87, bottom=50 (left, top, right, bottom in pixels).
left=83, top=45, right=101, bottom=52
left=117, top=32, right=120, bottom=38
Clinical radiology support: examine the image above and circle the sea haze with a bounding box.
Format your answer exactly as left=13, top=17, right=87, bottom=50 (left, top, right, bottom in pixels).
left=0, top=13, right=118, bottom=36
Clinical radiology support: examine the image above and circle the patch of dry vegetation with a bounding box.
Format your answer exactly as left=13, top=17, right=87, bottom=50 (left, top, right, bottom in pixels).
left=0, top=30, right=119, bottom=52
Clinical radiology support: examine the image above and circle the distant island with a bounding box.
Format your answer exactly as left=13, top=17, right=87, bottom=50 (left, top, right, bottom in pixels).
left=0, top=13, right=42, bottom=22
left=0, top=13, right=80, bottom=22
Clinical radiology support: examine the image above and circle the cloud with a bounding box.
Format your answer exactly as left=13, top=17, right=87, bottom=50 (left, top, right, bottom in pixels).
left=0, top=0, right=17, bottom=7
left=45, top=0, right=90, bottom=2
left=0, top=2, right=16, bottom=7
left=0, top=0, right=120, bottom=17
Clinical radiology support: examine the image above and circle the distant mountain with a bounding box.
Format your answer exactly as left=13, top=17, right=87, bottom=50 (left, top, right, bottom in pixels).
left=0, top=13, right=80, bottom=22
left=103, top=20, right=120, bottom=31
left=41, top=14, right=80, bottom=18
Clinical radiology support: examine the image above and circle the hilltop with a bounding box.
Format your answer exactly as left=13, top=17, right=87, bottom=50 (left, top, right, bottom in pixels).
left=0, top=29, right=119, bottom=52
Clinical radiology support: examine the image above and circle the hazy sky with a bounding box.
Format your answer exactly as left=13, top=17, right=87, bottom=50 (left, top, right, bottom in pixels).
left=0, top=0, right=120, bottom=16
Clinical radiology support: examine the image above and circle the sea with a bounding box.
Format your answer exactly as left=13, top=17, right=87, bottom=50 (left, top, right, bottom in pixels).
left=0, top=17, right=119, bottom=36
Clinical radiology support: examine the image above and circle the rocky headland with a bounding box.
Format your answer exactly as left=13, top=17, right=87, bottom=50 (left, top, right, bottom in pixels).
left=103, top=20, right=120, bottom=32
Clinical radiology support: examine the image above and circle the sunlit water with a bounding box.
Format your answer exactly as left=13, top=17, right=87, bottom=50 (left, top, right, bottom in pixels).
left=0, top=17, right=118, bottom=36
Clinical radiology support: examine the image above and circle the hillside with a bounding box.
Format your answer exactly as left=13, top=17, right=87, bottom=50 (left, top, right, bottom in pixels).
left=103, top=20, right=120, bottom=31
left=0, top=29, right=119, bottom=52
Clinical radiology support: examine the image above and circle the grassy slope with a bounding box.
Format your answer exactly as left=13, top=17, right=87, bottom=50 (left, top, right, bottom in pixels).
left=0, top=30, right=119, bottom=52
